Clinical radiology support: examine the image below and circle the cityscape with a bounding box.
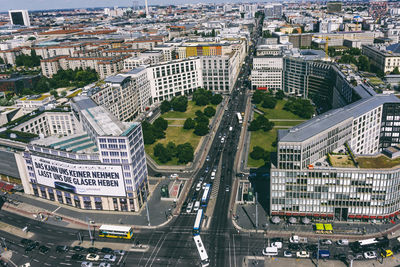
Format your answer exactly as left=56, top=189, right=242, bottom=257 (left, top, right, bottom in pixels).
left=1, top=0, right=400, bottom=266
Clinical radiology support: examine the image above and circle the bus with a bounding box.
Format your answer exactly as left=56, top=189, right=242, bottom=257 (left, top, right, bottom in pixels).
left=236, top=112, right=243, bottom=124
left=193, top=209, right=204, bottom=236
left=350, top=237, right=389, bottom=252
left=201, top=184, right=211, bottom=206
left=193, top=235, right=210, bottom=267
left=98, top=225, right=133, bottom=239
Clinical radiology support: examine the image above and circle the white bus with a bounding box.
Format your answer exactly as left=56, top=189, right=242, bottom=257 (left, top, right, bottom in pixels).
left=201, top=184, right=211, bottom=206
left=193, top=235, right=210, bottom=267
left=193, top=209, right=204, bottom=236
left=236, top=112, right=243, bottom=124
left=98, top=225, right=133, bottom=239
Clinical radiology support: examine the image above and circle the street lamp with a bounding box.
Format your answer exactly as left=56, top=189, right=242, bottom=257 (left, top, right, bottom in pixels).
left=86, top=217, right=94, bottom=245
left=142, top=186, right=150, bottom=226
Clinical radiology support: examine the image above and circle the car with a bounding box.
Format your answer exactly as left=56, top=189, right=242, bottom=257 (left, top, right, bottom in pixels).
left=221, top=137, right=225, bottom=143
left=225, top=185, right=230, bottom=192
left=363, top=251, right=377, bottom=259
left=381, top=249, right=393, bottom=258
left=103, top=254, right=117, bottom=262
left=337, top=239, right=349, bottom=246
left=204, top=166, right=209, bottom=173
left=86, top=253, right=100, bottom=261
left=306, top=244, right=318, bottom=252
left=193, top=201, right=200, bottom=212
left=87, top=247, right=98, bottom=254
left=81, top=262, right=93, bottom=267
left=199, top=176, right=204, bottom=182
left=186, top=202, right=193, bottom=213
left=20, top=239, right=32, bottom=246
left=73, top=246, right=86, bottom=252
left=283, top=251, right=293, bottom=257
left=296, top=251, right=310, bottom=258
left=271, top=242, right=282, bottom=249
left=262, top=247, right=278, bottom=256
left=56, top=245, right=70, bottom=253
left=100, top=247, right=113, bottom=254
left=170, top=173, right=178, bottom=179
left=202, top=183, right=207, bottom=190
left=211, top=171, right=216, bottom=180
left=99, top=263, right=111, bottom=267
left=206, top=156, right=210, bottom=162
left=71, top=254, right=84, bottom=261
left=320, top=239, right=332, bottom=245
left=113, top=250, right=125, bottom=256
left=195, top=182, right=201, bottom=191
left=38, top=245, right=49, bottom=254
left=25, top=246, right=34, bottom=253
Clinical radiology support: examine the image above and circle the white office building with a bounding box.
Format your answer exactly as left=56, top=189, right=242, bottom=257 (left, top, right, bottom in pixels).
left=251, top=56, right=283, bottom=91
left=8, top=10, right=30, bottom=27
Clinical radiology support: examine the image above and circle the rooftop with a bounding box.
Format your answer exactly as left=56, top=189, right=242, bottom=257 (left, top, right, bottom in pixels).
left=104, top=75, right=129, bottom=84
left=279, top=94, right=400, bottom=143
left=357, top=155, right=400, bottom=169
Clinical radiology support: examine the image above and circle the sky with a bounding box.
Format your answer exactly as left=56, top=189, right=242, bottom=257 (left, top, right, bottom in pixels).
left=1, top=0, right=171, bottom=12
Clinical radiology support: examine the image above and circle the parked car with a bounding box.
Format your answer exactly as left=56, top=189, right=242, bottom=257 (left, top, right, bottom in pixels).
left=38, top=245, right=49, bottom=254
left=56, top=245, right=70, bottom=253
left=381, top=249, right=393, bottom=258
left=103, top=254, right=116, bottom=262
left=320, top=239, right=332, bottom=245
left=296, top=251, right=310, bottom=258
left=71, top=254, right=84, bottom=261
left=363, top=251, right=377, bottom=259
left=337, top=239, right=349, bottom=246
left=73, top=246, right=85, bottom=252
left=290, top=235, right=307, bottom=244
left=100, top=247, right=113, bottom=254
left=99, top=263, right=111, bottom=267
left=271, top=242, right=283, bottom=249
left=81, top=262, right=93, bottom=267
left=86, top=254, right=100, bottom=261
left=283, top=251, right=293, bottom=257
left=113, top=250, right=125, bottom=256
left=87, top=247, right=99, bottom=254
left=262, top=247, right=278, bottom=256
left=20, top=239, right=32, bottom=246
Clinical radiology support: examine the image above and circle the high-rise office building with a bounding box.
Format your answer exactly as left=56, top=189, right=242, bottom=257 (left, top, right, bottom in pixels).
left=8, top=10, right=30, bottom=27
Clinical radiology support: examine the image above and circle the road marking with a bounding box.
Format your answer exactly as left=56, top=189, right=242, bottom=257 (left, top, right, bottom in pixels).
left=44, top=263, right=51, bottom=266
left=59, top=263, right=72, bottom=266
left=33, top=259, right=39, bottom=262
left=22, top=255, right=28, bottom=258
left=228, top=237, right=232, bottom=267
left=47, top=242, right=55, bottom=245
left=233, top=234, right=237, bottom=267
left=49, top=256, right=56, bottom=259
left=149, top=233, right=168, bottom=267
left=57, top=231, right=63, bottom=234
left=52, top=207, right=61, bottom=213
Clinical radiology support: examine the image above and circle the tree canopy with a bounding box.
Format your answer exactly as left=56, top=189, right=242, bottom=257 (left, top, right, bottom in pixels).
left=283, top=98, right=314, bottom=119
left=248, top=115, right=274, bottom=132
left=15, top=50, right=41, bottom=67
left=160, top=100, right=171, bottom=113
left=171, top=96, right=188, bottom=112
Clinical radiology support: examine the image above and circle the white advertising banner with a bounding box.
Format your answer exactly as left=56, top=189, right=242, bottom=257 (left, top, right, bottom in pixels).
left=31, top=155, right=126, bottom=197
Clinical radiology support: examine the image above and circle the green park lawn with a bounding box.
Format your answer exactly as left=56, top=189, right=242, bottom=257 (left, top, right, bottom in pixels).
left=247, top=129, right=277, bottom=168
left=161, top=101, right=215, bottom=119
left=248, top=99, right=304, bottom=168
left=257, top=100, right=303, bottom=120
left=145, top=126, right=201, bottom=166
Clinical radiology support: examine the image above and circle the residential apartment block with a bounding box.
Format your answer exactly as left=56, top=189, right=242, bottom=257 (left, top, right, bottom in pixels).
left=146, top=58, right=203, bottom=103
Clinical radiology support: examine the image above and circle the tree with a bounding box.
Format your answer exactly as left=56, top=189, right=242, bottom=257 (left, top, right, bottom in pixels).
left=250, top=146, right=266, bottom=160
left=356, top=55, right=370, bottom=72
left=195, top=110, right=204, bottom=117
left=210, top=94, right=223, bottom=105
left=153, top=117, right=168, bottom=131
left=153, top=144, right=171, bottom=163
left=50, top=89, right=58, bottom=98
left=261, top=96, right=277, bottom=109
left=194, top=122, right=209, bottom=136
left=28, top=36, right=36, bottom=41
left=252, top=90, right=264, bottom=104
left=183, top=118, right=196, bottom=129
left=211, top=29, right=216, bottom=37
left=195, top=114, right=209, bottom=125
left=0, top=58, right=4, bottom=64
left=284, top=98, right=314, bottom=119
left=248, top=119, right=261, bottom=131
left=171, top=96, right=188, bottom=112
left=392, top=67, right=400, bottom=75
left=275, top=90, right=285, bottom=100
left=195, top=94, right=209, bottom=106
left=203, top=106, right=216, bottom=117
left=61, top=91, right=67, bottom=97
left=274, top=27, right=281, bottom=32
left=160, top=100, right=171, bottom=113
left=292, top=29, right=299, bottom=34
left=176, top=143, right=194, bottom=163
left=166, top=142, right=177, bottom=157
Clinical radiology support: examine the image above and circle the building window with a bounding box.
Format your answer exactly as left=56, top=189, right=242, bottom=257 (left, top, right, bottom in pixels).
left=94, top=197, right=102, bottom=210
left=120, top=198, right=128, bottom=211
left=113, top=198, right=119, bottom=211
left=48, top=188, right=55, bottom=201
left=56, top=190, right=63, bottom=203
left=64, top=192, right=72, bottom=205
left=74, top=196, right=81, bottom=208
left=40, top=186, right=47, bottom=199
left=83, top=197, right=92, bottom=209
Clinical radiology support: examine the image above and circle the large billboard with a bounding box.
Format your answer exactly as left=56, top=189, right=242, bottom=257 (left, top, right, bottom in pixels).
left=31, top=155, right=126, bottom=197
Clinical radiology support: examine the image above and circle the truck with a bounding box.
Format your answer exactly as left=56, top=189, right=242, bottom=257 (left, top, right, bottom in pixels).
left=289, top=235, right=308, bottom=244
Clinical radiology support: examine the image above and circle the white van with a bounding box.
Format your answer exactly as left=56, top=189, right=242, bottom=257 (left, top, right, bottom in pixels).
left=262, top=247, right=278, bottom=256
left=193, top=201, right=200, bottom=212
left=211, top=171, right=216, bottom=180
left=186, top=202, right=194, bottom=213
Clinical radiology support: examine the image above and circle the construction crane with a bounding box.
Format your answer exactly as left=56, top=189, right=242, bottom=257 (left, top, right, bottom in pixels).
left=313, top=36, right=330, bottom=60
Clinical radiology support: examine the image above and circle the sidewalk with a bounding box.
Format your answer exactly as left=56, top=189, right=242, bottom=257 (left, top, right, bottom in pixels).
left=4, top=178, right=178, bottom=230
left=233, top=202, right=400, bottom=240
